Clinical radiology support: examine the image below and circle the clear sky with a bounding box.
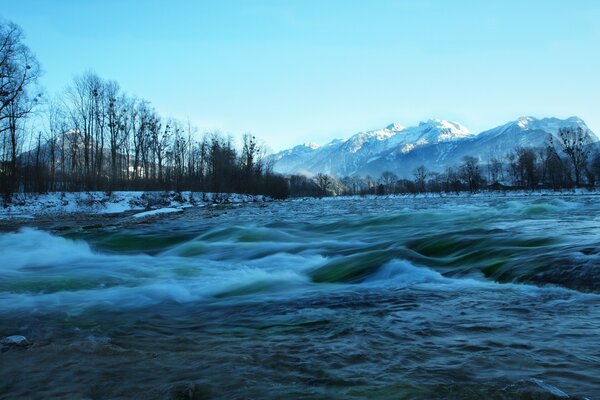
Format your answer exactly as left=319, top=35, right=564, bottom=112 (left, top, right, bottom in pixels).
left=2, top=0, right=599, bottom=151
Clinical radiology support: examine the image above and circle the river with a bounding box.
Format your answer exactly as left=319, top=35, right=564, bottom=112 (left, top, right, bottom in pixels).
left=1, top=195, right=599, bottom=399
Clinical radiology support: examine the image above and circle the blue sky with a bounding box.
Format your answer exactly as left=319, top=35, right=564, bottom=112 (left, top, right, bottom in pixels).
left=2, top=0, right=599, bottom=151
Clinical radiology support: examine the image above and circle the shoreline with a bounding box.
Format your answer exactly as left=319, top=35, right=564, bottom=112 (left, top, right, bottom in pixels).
left=0, top=191, right=271, bottom=222
left=1, top=189, right=599, bottom=222
left=305, top=188, right=600, bottom=201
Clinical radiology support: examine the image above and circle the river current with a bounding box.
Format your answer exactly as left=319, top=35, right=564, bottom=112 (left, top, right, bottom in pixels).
left=1, top=195, right=599, bottom=399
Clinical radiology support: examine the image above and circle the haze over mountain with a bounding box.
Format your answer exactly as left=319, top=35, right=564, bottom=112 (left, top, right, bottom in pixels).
left=270, top=116, right=598, bottom=178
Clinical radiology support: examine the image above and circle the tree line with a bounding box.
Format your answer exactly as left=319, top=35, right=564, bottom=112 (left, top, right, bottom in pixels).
left=289, top=126, right=600, bottom=197
left=0, top=20, right=288, bottom=204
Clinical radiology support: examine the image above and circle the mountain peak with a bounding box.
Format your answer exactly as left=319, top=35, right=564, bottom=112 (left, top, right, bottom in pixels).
left=510, top=116, right=589, bottom=133
left=302, top=142, right=320, bottom=150
left=516, top=116, right=535, bottom=128
left=413, top=119, right=472, bottom=141
left=418, top=118, right=470, bottom=131
left=386, top=122, right=405, bottom=131
left=563, top=116, right=586, bottom=125
left=422, top=117, right=446, bottom=125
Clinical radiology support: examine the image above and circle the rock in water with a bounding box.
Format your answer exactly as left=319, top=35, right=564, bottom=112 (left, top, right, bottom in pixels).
left=1, top=335, right=31, bottom=347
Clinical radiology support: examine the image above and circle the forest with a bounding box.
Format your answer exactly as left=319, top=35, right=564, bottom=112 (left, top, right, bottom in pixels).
left=0, top=20, right=289, bottom=204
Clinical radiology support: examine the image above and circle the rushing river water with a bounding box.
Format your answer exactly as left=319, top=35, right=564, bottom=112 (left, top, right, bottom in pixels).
left=1, top=195, right=599, bottom=399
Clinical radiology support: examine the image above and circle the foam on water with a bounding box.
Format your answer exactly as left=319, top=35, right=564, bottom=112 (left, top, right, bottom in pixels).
left=1, top=224, right=597, bottom=316
left=0, top=228, right=327, bottom=313
left=2, top=196, right=600, bottom=398
left=0, top=228, right=95, bottom=270
left=364, top=259, right=600, bottom=304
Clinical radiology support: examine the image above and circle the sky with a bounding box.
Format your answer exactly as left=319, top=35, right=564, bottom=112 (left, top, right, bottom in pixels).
left=2, top=0, right=600, bottom=151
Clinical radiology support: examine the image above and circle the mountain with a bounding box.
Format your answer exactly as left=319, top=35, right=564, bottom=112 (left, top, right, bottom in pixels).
left=270, top=116, right=598, bottom=178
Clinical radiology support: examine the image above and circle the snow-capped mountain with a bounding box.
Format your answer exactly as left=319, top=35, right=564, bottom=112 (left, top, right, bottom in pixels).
left=269, top=116, right=597, bottom=178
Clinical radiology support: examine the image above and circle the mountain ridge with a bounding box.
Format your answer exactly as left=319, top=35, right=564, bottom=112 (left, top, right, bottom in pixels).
left=270, top=116, right=597, bottom=178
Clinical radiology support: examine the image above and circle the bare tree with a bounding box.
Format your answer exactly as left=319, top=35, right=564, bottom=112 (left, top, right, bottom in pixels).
left=460, top=156, right=481, bottom=193
left=315, top=173, right=333, bottom=197
left=487, top=155, right=503, bottom=185
left=550, top=127, right=593, bottom=188
left=413, top=165, right=428, bottom=193
left=0, top=20, right=41, bottom=201
left=444, top=166, right=461, bottom=194
left=516, top=147, right=538, bottom=190
left=240, top=133, right=259, bottom=192
left=380, top=171, right=398, bottom=194
left=590, top=151, right=600, bottom=189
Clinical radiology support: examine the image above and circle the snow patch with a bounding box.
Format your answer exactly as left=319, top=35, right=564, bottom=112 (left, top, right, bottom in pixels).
left=401, top=143, right=416, bottom=153
left=0, top=191, right=270, bottom=220
left=386, top=122, right=406, bottom=131
left=131, top=207, right=184, bottom=219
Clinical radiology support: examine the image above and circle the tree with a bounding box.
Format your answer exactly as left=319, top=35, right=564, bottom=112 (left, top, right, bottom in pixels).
left=315, top=173, right=333, bottom=197
left=380, top=171, right=398, bottom=194
left=590, top=152, right=600, bottom=188
left=550, top=127, right=593, bottom=188
left=413, top=165, right=428, bottom=193
left=427, top=172, right=442, bottom=194
left=105, top=80, right=122, bottom=190
left=460, top=156, right=481, bottom=193
left=487, top=155, right=503, bottom=185
left=240, top=133, right=260, bottom=193
left=516, top=147, right=538, bottom=190
left=540, top=146, right=566, bottom=190
left=0, top=22, right=40, bottom=118
left=506, top=150, right=519, bottom=186
left=0, top=21, right=41, bottom=201
left=444, top=166, right=462, bottom=194
left=290, top=174, right=319, bottom=197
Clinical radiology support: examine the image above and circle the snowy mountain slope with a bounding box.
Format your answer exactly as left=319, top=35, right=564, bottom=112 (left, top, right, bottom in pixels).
left=270, top=118, right=473, bottom=176
left=270, top=139, right=345, bottom=175
left=270, top=116, right=597, bottom=178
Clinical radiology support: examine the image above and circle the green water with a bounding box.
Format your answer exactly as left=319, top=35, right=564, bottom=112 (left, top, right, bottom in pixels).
left=1, top=195, right=599, bottom=399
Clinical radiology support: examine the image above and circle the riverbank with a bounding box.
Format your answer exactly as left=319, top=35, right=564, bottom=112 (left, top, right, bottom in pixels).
left=0, top=191, right=270, bottom=221
left=301, top=188, right=600, bottom=202
left=3, top=188, right=600, bottom=221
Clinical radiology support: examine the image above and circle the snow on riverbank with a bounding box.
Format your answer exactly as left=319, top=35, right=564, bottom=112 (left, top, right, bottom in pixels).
left=0, top=191, right=270, bottom=220
left=2, top=189, right=598, bottom=220
left=131, top=207, right=184, bottom=219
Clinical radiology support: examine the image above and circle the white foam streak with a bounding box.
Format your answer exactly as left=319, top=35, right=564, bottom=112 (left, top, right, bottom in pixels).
left=0, top=229, right=323, bottom=313
left=0, top=228, right=93, bottom=271
left=0, top=227, right=597, bottom=315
